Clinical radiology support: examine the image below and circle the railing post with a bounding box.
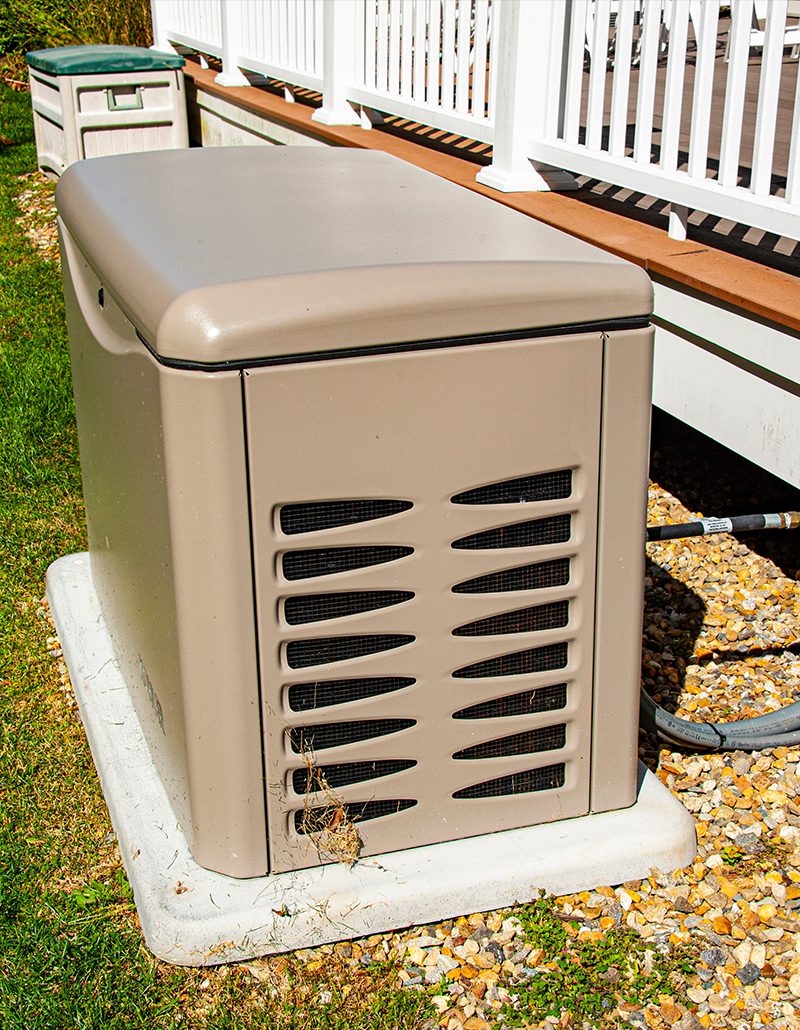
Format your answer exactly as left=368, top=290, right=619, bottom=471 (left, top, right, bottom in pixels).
left=216, top=0, right=249, bottom=87
left=149, top=0, right=178, bottom=54
left=477, top=0, right=577, bottom=193
left=312, top=0, right=361, bottom=126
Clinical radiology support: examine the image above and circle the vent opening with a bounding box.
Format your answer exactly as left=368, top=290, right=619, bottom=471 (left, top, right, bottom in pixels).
left=453, top=600, right=569, bottom=637
left=289, top=719, right=415, bottom=753
left=453, top=642, right=568, bottom=679
left=453, top=514, right=571, bottom=551
left=286, top=634, right=414, bottom=669
left=453, top=764, right=566, bottom=799
left=280, top=499, right=412, bottom=535
left=284, top=590, right=414, bottom=625
left=295, top=798, right=416, bottom=833
left=453, top=558, right=571, bottom=595
left=282, top=546, right=413, bottom=581
left=452, top=470, right=572, bottom=505
left=453, top=723, right=566, bottom=760
left=288, top=677, right=415, bottom=712
left=292, top=759, right=416, bottom=794
left=453, top=683, right=568, bottom=720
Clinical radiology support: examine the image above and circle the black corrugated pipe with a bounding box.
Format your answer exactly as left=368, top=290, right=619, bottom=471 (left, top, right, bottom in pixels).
left=642, top=511, right=800, bottom=751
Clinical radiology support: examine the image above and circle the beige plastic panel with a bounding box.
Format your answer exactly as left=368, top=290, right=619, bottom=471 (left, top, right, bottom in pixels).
left=55, top=148, right=653, bottom=362
left=245, top=335, right=604, bottom=873
left=61, top=222, right=267, bottom=877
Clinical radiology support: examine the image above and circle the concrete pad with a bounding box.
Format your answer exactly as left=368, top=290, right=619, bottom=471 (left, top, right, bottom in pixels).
left=47, top=552, right=697, bottom=967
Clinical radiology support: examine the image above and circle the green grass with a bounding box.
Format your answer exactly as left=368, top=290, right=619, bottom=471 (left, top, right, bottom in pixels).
left=0, top=84, right=431, bottom=1029
left=499, top=895, right=695, bottom=1026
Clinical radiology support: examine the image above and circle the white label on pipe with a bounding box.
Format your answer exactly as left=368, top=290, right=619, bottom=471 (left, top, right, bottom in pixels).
left=699, top=517, right=733, bottom=534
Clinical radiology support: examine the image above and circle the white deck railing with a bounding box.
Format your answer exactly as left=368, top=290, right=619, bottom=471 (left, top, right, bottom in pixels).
left=150, top=0, right=800, bottom=241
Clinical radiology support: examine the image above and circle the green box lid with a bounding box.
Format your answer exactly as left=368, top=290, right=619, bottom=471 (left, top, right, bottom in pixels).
left=26, top=44, right=185, bottom=76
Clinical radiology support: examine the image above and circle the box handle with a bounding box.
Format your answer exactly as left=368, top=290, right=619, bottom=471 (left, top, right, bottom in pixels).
left=106, top=85, right=143, bottom=112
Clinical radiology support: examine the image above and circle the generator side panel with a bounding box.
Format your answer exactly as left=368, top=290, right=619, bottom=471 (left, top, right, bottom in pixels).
left=61, top=223, right=268, bottom=877
left=591, top=326, right=655, bottom=813
left=245, top=333, right=605, bottom=873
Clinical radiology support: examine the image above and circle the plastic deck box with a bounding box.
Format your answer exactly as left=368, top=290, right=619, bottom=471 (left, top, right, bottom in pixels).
left=26, top=45, right=188, bottom=180
left=56, top=146, right=655, bottom=879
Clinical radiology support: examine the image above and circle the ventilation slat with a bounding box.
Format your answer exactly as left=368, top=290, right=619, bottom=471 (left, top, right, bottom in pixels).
left=453, top=683, right=568, bottom=720
left=284, top=590, right=414, bottom=625
left=286, top=634, right=414, bottom=669
left=280, top=499, right=413, bottom=535
left=452, top=514, right=571, bottom=551
left=292, top=759, right=416, bottom=794
left=452, top=470, right=572, bottom=505
left=453, top=600, right=569, bottom=637
left=282, top=546, right=413, bottom=581
left=288, top=677, right=415, bottom=712
left=453, top=642, right=568, bottom=680
left=453, top=764, right=566, bottom=799
left=289, top=719, right=415, bottom=753
left=296, top=798, right=417, bottom=833
left=453, top=723, right=566, bottom=760
left=453, top=558, right=571, bottom=595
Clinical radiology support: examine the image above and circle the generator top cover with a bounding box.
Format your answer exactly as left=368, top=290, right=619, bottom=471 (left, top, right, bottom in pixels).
left=56, top=146, right=652, bottom=365
left=26, top=44, right=185, bottom=76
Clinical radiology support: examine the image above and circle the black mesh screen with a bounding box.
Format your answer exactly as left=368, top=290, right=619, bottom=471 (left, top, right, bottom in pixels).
left=288, top=677, right=415, bottom=712
left=453, top=558, right=571, bottom=595
left=292, top=759, right=416, bottom=794
left=453, top=764, right=566, bottom=799
left=453, top=642, right=568, bottom=679
left=280, top=499, right=413, bottom=535
left=453, top=600, right=569, bottom=637
left=286, top=634, right=414, bottom=669
left=453, top=723, right=566, bottom=760
left=453, top=683, right=568, bottom=720
left=452, top=470, right=573, bottom=505
left=282, top=546, right=413, bottom=581
left=452, top=514, right=571, bottom=551
left=289, top=718, right=415, bottom=753
left=284, top=590, right=414, bottom=625
left=295, top=798, right=417, bottom=833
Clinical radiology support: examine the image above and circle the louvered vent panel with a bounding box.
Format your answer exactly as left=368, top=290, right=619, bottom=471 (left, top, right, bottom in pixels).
left=453, top=558, right=571, bottom=595
left=288, top=677, right=415, bottom=712
left=284, top=590, right=414, bottom=625
left=286, top=634, right=414, bottom=669
left=453, top=514, right=571, bottom=551
left=453, top=600, right=569, bottom=637
left=453, top=683, right=568, bottom=720
left=453, top=764, right=566, bottom=799
left=280, top=499, right=412, bottom=534
left=282, top=546, right=413, bottom=581
left=452, top=469, right=573, bottom=505
left=453, top=642, right=568, bottom=679
left=453, top=723, right=566, bottom=760
left=292, top=759, right=416, bottom=794
left=296, top=799, right=417, bottom=834
left=289, top=719, right=415, bottom=753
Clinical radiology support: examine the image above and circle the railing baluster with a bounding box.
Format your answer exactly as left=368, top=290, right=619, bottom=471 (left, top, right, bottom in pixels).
left=608, top=0, right=635, bottom=156
left=786, top=55, right=800, bottom=205
left=390, top=0, right=402, bottom=95
left=661, top=0, right=690, bottom=173
left=686, top=0, right=719, bottom=179
left=752, top=0, right=788, bottom=196
left=377, top=1, right=389, bottom=92
left=586, top=0, right=611, bottom=151
left=427, top=0, right=442, bottom=106
left=472, top=0, right=490, bottom=119
left=441, top=0, right=457, bottom=111
left=633, top=0, right=662, bottom=165
left=401, top=0, right=414, bottom=98
left=455, top=0, right=471, bottom=114
left=413, top=0, right=427, bottom=101
left=719, top=0, right=753, bottom=188
left=562, top=0, right=588, bottom=146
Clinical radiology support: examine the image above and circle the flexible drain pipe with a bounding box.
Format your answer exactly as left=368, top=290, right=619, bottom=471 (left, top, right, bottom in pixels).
left=642, top=511, right=800, bottom=751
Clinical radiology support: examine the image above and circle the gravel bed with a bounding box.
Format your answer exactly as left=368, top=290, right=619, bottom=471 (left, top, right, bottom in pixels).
left=23, top=171, right=800, bottom=1028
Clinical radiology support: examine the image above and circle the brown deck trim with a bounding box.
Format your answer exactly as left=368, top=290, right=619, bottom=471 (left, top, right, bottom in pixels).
left=184, top=62, right=800, bottom=337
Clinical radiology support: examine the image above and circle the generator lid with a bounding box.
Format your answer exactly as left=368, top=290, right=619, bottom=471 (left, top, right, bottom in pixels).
left=26, top=45, right=185, bottom=76
left=56, top=147, right=652, bottom=365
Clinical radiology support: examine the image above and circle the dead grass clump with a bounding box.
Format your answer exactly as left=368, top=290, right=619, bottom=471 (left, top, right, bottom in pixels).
left=299, top=750, right=363, bottom=867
